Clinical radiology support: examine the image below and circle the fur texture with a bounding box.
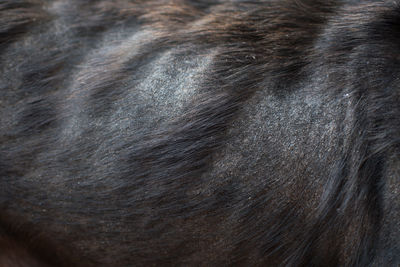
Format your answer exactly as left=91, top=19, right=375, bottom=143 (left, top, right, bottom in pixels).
left=0, top=0, right=399, bottom=266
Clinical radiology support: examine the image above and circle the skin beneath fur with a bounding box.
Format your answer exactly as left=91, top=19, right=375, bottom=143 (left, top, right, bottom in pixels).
left=0, top=0, right=399, bottom=266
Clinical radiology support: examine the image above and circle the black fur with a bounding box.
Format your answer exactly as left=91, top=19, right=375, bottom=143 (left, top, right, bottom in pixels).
left=0, top=0, right=398, bottom=266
